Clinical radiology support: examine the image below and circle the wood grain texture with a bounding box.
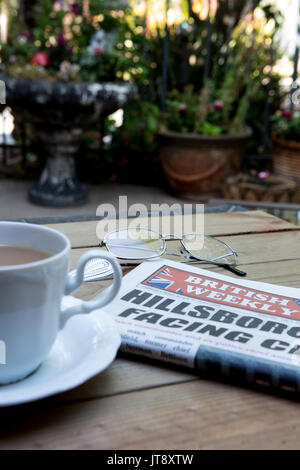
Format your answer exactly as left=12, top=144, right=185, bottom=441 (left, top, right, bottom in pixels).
left=0, top=380, right=299, bottom=450
left=3, top=210, right=300, bottom=450
left=47, top=358, right=197, bottom=405
left=47, top=210, right=298, bottom=248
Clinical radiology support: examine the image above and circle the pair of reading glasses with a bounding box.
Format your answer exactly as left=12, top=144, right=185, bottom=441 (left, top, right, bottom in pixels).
left=100, top=228, right=246, bottom=277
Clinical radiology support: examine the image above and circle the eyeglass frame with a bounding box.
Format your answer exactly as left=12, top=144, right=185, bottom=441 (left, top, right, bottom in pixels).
left=99, top=229, right=246, bottom=277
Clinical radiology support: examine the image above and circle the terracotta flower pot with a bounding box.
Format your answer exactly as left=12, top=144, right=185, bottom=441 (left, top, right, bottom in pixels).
left=273, top=135, right=300, bottom=182
left=158, top=128, right=252, bottom=199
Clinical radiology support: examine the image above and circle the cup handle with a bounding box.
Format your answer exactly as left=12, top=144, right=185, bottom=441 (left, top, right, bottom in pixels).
left=59, top=250, right=122, bottom=329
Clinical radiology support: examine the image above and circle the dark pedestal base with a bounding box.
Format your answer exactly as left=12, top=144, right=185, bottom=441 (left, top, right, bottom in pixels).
left=28, top=128, right=89, bottom=207
left=29, top=178, right=88, bottom=207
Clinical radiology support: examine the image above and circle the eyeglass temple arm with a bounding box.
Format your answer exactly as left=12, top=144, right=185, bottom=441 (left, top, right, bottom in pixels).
left=221, top=264, right=247, bottom=277
left=187, top=252, right=247, bottom=277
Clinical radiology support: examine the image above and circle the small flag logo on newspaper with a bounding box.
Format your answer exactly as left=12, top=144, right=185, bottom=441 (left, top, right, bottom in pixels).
left=146, top=268, right=175, bottom=289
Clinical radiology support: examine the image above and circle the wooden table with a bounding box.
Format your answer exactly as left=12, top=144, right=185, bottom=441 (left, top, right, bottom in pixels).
left=2, top=210, right=300, bottom=450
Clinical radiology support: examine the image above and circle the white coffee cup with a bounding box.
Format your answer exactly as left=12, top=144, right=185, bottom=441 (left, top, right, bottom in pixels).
left=0, top=221, right=122, bottom=384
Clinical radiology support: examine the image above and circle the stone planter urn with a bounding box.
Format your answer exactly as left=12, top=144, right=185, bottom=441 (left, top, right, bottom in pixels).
left=1, top=73, right=136, bottom=206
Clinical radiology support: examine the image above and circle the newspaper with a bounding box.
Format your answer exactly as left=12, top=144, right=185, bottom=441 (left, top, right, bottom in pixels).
left=104, top=259, right=300, bottom=388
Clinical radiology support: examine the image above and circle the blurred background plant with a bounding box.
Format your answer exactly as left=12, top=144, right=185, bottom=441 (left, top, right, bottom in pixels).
left=116, top=0, right=285, bottom=181
left=0, top=0, right=148, bottom=83
left=0, top=0, right=293, bottom=185
left=272, top=109, right=300, bottom=141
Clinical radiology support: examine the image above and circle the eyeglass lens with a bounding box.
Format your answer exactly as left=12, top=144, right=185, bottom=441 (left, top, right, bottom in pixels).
left=182, top=234, right=236, bottom=265
left=105, top=228, right=165, bottom=259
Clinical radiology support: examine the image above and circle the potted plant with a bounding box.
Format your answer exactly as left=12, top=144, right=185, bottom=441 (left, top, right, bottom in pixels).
left=0, top=0, right=140, bottom=206
left=272, top=109, right=300, bottom=181
left=157, top=3, right=282, bottom=199
left=159, top=79, right=253, bottom=199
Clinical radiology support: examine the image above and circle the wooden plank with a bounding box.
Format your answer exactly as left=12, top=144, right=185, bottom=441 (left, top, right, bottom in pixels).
left=46, top=358, right=197, bottom=405
left=1, top=380, right=300, bottom=450
left=47, top=211, right=298, bottom=248
left=204, top=210, right=298, bottom=236
left=219, top=230, right=300, bottom=265
left=210, top=197, right=300, bottom=211
left=200, top=259, right=300, bottom=288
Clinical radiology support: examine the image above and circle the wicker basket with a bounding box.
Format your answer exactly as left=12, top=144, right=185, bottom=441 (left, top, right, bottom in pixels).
left=224, top=173, right=299, bottom=203
left=273, top=135, right=300, bottom=181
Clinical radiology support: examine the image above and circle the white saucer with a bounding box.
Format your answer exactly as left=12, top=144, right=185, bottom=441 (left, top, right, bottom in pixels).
left=0, top=296, right=121, bottom=407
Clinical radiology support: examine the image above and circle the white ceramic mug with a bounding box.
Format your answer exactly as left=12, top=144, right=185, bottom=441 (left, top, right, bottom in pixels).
left=0, top=222, right=122, bottom=384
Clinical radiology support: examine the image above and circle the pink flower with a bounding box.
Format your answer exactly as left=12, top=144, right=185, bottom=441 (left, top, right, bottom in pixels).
left=282, top=110, right=293, bottom=120
left=59, top=61, right=79, bottom=79
left=9, top=55, right=17, bottom=64
left=31, top=52, right=51, bottom=67
left=258, top=171, right=270, bottom=180
left=21, top=30, right=31, bottom=38
left=19, top=30, right=31, bottom=42
left=59, top=61, right=72, bottom=74
left=18, top=35, right=28, bottom=44
left=213, top=100, right=224, bottom=111
left=71, top=3, right=81, bottom=15
left=57, top=31, right=66, bottom=47
left=93, top=47, right=104, bottom=56
left=179, top=103, right=187, bottom=115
